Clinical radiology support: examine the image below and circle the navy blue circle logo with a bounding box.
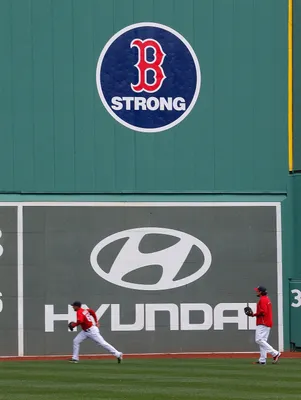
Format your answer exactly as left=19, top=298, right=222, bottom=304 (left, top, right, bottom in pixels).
left=96, top=22, right=201, bottom=133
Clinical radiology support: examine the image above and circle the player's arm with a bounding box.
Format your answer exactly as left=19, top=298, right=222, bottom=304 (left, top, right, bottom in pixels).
left=71, top=312, right=84, bottom=328
left=253, top=301, right=267, bottom=317
left=88, top=308, right=99, bottom=326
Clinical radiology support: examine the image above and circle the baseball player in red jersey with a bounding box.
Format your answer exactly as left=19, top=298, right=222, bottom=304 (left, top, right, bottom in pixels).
left=68, top=301, right=123, bottom=364
left=249, top=286, right=281, bottom=365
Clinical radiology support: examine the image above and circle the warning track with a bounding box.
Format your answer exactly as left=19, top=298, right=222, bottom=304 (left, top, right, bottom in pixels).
left=0, top=352, right=300, bottom=361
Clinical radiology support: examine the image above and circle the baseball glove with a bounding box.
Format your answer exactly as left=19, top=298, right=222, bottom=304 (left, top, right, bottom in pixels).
left=244, top=306, right=253, bottom=317
left=68, top=322, right=74, bottom=331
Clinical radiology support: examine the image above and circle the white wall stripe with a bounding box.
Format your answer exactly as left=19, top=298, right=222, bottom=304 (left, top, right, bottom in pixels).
left=17, top=205, right=24, bottom=356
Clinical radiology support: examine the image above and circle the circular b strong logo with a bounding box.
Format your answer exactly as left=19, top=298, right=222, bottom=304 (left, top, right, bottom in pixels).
left=96, top=23, right=201, bottom=133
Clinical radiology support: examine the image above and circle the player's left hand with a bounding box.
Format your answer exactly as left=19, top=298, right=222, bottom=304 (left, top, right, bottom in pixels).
left=244, top=306, right=253, bottom=317
left=68, top=322, right=75, bottom=331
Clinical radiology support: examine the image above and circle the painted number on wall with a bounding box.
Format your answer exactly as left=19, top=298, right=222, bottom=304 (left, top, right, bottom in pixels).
left=291, top=289, right=301, bottom=308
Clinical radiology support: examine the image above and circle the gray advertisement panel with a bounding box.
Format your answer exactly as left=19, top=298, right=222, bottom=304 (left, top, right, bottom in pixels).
left=23, top=204, right=280, bottom=356
left=0, top=207, right=18, bottom=356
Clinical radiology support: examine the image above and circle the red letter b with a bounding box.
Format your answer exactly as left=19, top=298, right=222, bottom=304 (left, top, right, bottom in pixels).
left=131, top=39, right=166, bottom=93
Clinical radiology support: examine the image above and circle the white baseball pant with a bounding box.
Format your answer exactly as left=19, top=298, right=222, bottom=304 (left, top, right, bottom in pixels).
left=255, top=325, right=278, bottom=363
left=72, top=325, right=122, bottom=361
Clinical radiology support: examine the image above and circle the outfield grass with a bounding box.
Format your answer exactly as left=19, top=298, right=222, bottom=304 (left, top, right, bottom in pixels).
left=0, top=358, right=300, bottom=400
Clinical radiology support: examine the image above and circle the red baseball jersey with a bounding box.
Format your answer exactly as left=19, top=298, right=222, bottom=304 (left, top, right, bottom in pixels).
left=73, top=308, right=98, bottom=331
left=254, top=295, right=273, bottom=327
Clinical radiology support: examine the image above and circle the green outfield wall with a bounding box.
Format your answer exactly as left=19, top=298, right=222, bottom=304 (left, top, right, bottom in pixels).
left=0, top=0, right=287, bottom=194
left=0, top=0, right=294, bottom=355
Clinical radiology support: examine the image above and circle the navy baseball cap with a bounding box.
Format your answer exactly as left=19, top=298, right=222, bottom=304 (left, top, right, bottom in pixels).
left=71, top=301, right=82, bottom=307
left=254, top=286, right=267, bottom=293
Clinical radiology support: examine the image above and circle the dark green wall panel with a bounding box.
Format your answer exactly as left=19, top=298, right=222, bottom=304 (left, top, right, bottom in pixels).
left=0, top=0, right=14, bottom=192
left=32, top=0, right=55, bottom=192
left=11, top=0, right=35, bottom=191
left=0, top=0, right=288, bottom=193
left=52, top=0, right=76, bottom=192
left=292, top=175, right=301, bottom=278
left=293, top=0, right=301, bottom=171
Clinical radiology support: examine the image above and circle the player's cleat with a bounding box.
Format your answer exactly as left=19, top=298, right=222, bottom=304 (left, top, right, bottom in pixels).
left=68, top=359, right=78, bottom=363
left=252, top=361, right=266, bottom=365
left=117, top=353, right=123, bottom=363
left=272, top=352, right=281, bottom=364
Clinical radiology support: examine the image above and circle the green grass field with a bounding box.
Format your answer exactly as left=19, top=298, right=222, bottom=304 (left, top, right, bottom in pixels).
left=0, top=358, right=300, bottom=400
